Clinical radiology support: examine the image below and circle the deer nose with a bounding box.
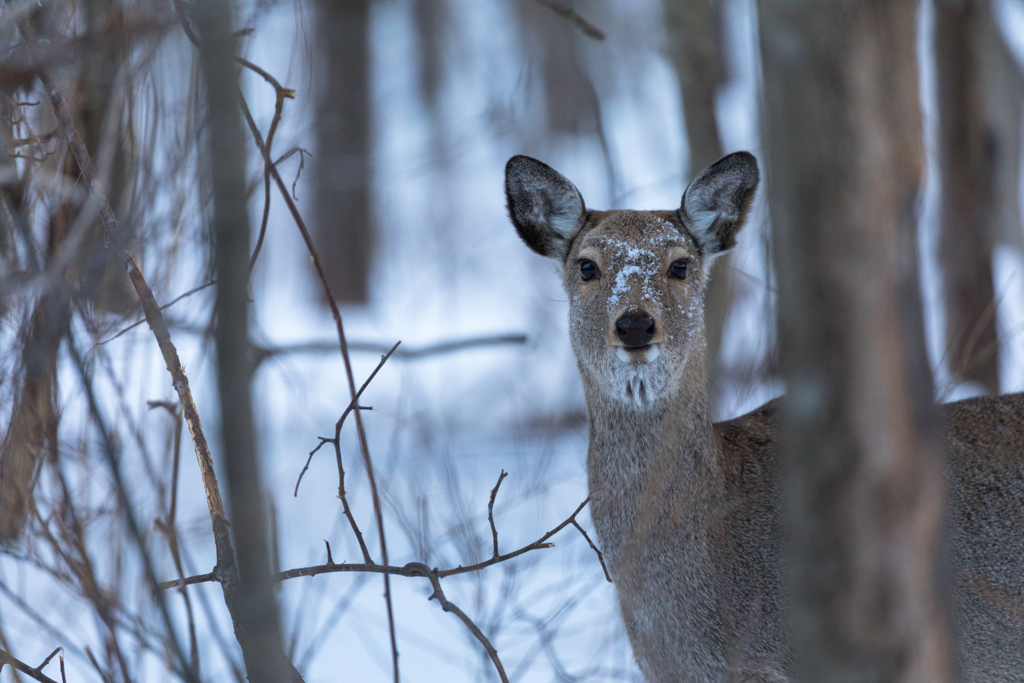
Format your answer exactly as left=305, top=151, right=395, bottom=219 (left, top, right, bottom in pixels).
left=616, top=311, right=655, bottom=348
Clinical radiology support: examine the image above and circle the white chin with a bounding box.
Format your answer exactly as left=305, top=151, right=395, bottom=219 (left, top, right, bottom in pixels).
left=616, top=345, right=660, bottom=365
left=607, top=354, right=668, bottom=410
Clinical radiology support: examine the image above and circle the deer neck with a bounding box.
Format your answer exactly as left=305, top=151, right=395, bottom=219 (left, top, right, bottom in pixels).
left=582, top=348, right=725, bottom=563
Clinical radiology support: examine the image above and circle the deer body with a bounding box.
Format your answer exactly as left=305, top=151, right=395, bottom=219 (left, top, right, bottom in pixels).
left=505, top=152, right=1024, bottom=682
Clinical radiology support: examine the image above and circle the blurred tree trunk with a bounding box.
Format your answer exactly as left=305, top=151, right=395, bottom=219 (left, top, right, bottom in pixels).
left=313, top=0, right=372, bottom=304
left=196, top=1, right=302, bottom=681
left=513, top=0, right=610, bottom=207
left=0, top=1, right=132, bottom=540
left=761, top=2, right=957, bottom=681
left=663, top=0, right=734, bottom=410
left=413, top=0, right=449, bottom=111
left=514, top=1, right=603, bottom=139
left=934, top=0, right=1023, bottom=394
left=665, top=0, right=723, bottom=177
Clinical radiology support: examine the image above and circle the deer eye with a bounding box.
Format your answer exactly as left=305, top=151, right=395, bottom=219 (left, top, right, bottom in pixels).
left=669, top=259, right=688, bottom=280
left=579, top=259, right=599, bottom=281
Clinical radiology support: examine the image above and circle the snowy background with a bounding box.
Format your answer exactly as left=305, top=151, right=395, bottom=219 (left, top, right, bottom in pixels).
left=2, top=0, right=1024, bottom=681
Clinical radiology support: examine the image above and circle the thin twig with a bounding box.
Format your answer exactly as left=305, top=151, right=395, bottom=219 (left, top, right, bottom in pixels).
left=97, top=280, right=217, bottom=345
left=293, top=342, right=401, bottom=498
left=424, top=568, right=509, bottom=683
left=293, top=437, right=333, bottom=498
left=337, top=342, right=401, bottom=434
left=534, top=0, right=606, bottom=40
left=37, top=648, right=62, bottom=673
left=254, top=333, right=528, bottom=365
left=571, top=520, right=612, bottom=583
left=247, top=59, right=288, bottom=275
left=437, top=497, right=590, bottom=578
left=0, top=648, right=61, bottom=683
left=159, top=498, right=592, bottom=589
left=488, top=470, right=508, bottom=559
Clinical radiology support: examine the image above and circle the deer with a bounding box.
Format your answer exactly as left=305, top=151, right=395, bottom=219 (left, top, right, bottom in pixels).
left=504, top=151, right=1024, bottom=683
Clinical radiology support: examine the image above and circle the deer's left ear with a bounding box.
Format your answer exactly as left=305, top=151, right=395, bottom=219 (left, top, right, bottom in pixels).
left=680, top=151, right=759, bottom=257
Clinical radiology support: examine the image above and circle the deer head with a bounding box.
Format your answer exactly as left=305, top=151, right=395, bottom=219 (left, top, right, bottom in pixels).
left=506, top=152, right=759, bottom=410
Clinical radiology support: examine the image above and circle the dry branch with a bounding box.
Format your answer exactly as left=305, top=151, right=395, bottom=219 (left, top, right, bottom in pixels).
left=534, top=0, right=605, bottom=40
left=423, top=567, right=509, bottom=683
left=254, top=333, right=528, bottom=364
left=159, top=498, right=592, bottom=587
left=571, top=520, right=612, bottom=583
left=0, top=647, right=62, bottom=683
left=97, top=281, right=216, bottom=345
left=293, top=342, right=401, bottom=500
left=488, top=470, right=508, bottom=558
left=158, top=496, right=603, bottom=682
left=36, top=60, right=236, bottom=599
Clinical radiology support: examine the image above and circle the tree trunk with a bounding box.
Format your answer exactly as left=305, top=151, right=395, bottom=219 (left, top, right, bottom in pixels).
left=760, top=2, right=957, bottom=681
left=934, top=0, right=1001, bottom=394
left=974, top=1, right=1024, bottom=255
left=664, top=0, right=734, bottom=411
left=196, top=2, right=301, bottom=680
left=313, top=0, right=372, bottom=304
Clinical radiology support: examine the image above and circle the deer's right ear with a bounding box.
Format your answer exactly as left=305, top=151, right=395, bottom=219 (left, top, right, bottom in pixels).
left=505, top=155, right=587, bottom=261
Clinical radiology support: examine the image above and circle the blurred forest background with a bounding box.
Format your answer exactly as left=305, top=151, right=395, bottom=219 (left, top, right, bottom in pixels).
left=0, top=0, right=1023, bottom=681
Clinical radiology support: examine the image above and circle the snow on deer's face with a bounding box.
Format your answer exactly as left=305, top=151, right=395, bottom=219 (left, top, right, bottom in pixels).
left=505, top=152, right=758, bottom=410
left=564, top=210, right=707, bottom=410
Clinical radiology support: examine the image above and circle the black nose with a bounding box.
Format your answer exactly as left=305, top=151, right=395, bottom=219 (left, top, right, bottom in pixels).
left=616, top=311, right=655, bottom=348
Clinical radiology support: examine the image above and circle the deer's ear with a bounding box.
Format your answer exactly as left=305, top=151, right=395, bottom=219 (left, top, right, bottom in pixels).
left=505, top=155, right=587, bottom=261
left=680, top=151, right=759, bottom=257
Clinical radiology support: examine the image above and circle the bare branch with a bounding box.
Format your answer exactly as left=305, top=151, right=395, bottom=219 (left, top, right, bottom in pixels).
left=534, top=0, right=605, bottom=40
left=159, top=498, right=593, bottom=589
left=97, top=280, right=217, bottom=345
left=488, top=470, right=508, bottom=559
left=293, top=342, right=400, bottom=499
left=37, top=648, right=61, bottom=672
left=0, top=647, right=62, bottom=683
left=293, top=437, right=334, bottom=498
left=254, top=333, right=528, bottom=364
left=571, top=520, right=612, bottom=583
left=424, top=568, right=509, bottom=683
left=437, top=497, right=589, bottom=578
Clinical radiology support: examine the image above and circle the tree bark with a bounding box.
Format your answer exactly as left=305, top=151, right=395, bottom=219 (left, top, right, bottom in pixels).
left=195, top=2, right=301, bottom=681
left=663, top=0, right=734, bottom=411
left=760, top=2, right=957, bottom=681
left=313, top=0, right=372, bottom=304
left=934, top=0, right=1022, bottom=394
